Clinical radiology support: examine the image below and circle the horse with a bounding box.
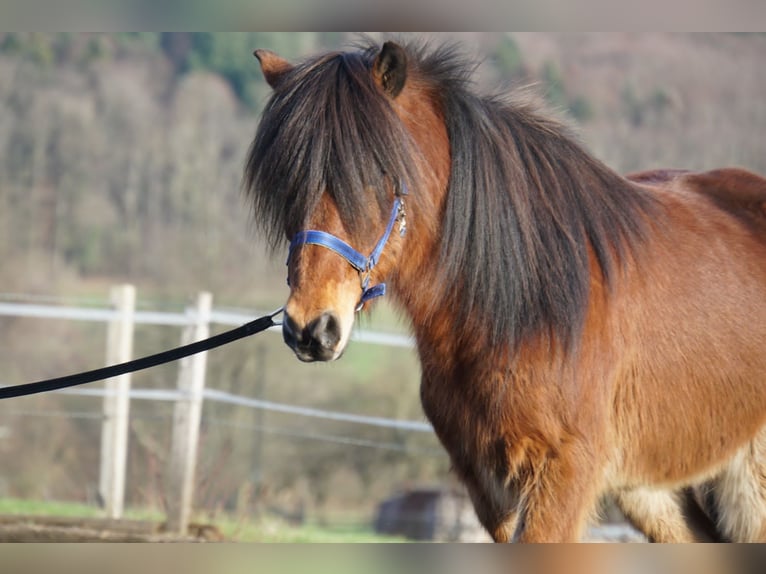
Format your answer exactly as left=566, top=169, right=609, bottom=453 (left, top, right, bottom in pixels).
left=244, top=39, right=766, bottom=542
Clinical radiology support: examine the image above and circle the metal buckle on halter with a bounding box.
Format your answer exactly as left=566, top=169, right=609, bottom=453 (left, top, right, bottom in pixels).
left=356, top=260, right=385, bottom=311
left=360, top=263, right=372, bottom=294
left=397, top=198, right=407, bottom=237
left=268, top=306, right=285, bottom=326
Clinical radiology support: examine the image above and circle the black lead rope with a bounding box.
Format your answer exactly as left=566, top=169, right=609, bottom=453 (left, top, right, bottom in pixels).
left=0, top=308, right=283, bottom=400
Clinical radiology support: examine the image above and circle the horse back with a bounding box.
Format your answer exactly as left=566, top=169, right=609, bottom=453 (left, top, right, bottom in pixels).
left=680, top=168, right=766, bottom=235
left=626, top=168, right=691, bottom=185
left=628, top=167, right=766, bottom=237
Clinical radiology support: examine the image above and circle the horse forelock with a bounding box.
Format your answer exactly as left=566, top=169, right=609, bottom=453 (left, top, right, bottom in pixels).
left=244, top=46, right=420, bottom=251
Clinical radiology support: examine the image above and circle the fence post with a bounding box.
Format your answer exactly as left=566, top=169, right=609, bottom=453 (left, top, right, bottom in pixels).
left=98, top=283, right=136, bottom=519
left=166, top=291, right=212, bottom=534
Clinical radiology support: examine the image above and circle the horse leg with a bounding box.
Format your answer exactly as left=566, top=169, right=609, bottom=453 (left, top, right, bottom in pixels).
left=514, top=445, right=603, bottom=542
left=462, top=470, right=520, bottom=542
left=707, top=430, right=766, bottom=542
left=614, top=487, right=718, bottom=542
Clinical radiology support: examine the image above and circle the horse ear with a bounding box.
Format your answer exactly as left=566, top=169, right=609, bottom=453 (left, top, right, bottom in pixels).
left=373, top=41, right=408, bottom=98
left=254, top=49, right=293, bottom=88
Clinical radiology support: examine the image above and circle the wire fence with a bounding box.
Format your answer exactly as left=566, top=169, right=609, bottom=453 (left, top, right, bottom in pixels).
left=0, top=290, right=447, bottom=532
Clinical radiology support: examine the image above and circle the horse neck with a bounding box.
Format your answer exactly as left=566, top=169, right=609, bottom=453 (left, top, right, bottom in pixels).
left=387, top=80, right=653, bottom=366
left=387, top=82, right=468, bottom=361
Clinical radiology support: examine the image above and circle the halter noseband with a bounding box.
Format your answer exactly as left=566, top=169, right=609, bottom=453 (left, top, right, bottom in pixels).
left=287, top=185, right=408, bottom=311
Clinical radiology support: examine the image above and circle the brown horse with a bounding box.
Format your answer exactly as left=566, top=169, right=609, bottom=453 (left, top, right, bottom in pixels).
left=244, top=40, right=766, bottom=542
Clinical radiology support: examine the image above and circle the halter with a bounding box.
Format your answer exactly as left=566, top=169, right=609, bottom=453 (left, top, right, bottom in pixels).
left=287, top=185, right=408, bottom=311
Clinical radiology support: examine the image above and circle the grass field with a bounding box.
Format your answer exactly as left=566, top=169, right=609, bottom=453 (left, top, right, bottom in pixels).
left=0, top=498, right=405, bottom=542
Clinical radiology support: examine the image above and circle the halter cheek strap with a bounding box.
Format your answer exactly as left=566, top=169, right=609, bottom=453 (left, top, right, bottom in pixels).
left=287, top=189, right=408, bottom=310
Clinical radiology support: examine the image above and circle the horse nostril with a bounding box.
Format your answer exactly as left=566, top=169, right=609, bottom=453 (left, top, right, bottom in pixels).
left=282, top=312, right=301, bottom=349
left=306, top=312, right=341, bottom=351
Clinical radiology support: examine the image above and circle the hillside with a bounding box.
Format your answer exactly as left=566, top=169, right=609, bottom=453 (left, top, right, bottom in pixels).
left=2, top=33, right=765, bottom=303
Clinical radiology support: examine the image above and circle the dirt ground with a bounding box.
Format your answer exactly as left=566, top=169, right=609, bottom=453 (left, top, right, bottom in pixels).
left=0, top=514, right=644, bottom=542
left=0, top=515, right=224, bottom=542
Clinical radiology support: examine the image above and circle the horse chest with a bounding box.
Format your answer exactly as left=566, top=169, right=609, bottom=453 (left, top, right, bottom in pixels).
left=419, top=368, right=507, bottom=460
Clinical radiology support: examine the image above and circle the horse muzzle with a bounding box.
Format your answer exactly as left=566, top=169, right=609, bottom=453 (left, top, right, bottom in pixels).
left=282, top=310, right=343, bottom=362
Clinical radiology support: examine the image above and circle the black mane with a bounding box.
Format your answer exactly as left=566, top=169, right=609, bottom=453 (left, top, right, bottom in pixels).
left=432, top=52, right=659, bottom=348
left=245, top=40, right=659, bottom=351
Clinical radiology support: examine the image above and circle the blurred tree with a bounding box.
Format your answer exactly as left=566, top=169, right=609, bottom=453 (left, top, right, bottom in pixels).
left=540, top=60, right=593, bottom=122
left=541, top=60, right=566, bottom=109
left=157, top=33, right=323, bottom=109
left=494, top=34, right=525, bottom=79
left=0, top=32, right=22, bottom=54
left=25, top=33, right=55, bottom=67
left=569, top=95, right=593, bottom=122
left=622, top=83, right=643, bottom=127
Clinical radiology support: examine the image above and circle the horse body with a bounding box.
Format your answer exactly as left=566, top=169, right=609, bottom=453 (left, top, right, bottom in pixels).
left=614, top=184, right=766, bottom=484
left=410, top=181, right=766, bottom=541
left=246, top=40, right=766, bottom=541
left=611, top=174, right=766, bottom=541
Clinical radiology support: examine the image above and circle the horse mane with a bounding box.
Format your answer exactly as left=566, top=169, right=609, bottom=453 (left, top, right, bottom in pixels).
left=245, top=40, right=660, bottom=352
left=405, top=42, right=661, bottom=351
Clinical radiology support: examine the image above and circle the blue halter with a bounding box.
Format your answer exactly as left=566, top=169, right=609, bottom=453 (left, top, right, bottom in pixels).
left=287, top=187, right=408, bottom=310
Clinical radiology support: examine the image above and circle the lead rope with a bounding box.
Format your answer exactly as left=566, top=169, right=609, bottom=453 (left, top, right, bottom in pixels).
left=0, top=307, right=284, bottom=400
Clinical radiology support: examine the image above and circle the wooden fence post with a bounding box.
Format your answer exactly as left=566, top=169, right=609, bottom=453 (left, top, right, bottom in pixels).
left=166, top=292, right=212, bottom=534
left=98, top=284, right=136, bottom=519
